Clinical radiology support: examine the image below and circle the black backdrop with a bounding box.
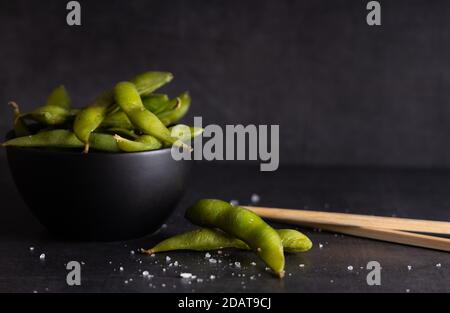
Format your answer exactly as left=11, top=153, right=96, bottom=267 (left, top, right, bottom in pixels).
left=1, top=0, right=450, bottom=167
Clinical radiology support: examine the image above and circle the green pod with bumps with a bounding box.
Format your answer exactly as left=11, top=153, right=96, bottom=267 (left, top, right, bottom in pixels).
left=145, top=228, right=312, bottom=254
left=131, top=71, right=173, bottom=96
left=113, top=81, right=179, bottom=146
left=114, top=134, right=162, bottom=152
left=157, top=92, right=191, bottom=126
left=185, top=199, right=285, bottom=277
left=3, top=129, right=119, bottom=152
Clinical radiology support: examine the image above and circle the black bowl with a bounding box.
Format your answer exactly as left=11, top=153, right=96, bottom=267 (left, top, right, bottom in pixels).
left=5, top=144, right=191, bottom=241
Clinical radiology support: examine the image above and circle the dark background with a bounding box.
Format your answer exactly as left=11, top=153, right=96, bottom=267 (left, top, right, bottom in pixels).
left=2, top=0, right=450, bottom=167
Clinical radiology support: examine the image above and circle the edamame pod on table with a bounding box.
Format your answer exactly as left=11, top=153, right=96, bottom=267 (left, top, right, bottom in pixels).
left=8, top=102, right=29, bottom=137
left=113, top=81, right=185, bottom=148
left=2, top=129, right=119, bottom=152
left=74, top=91, right=114, bottom=153
left=157, top=92, right=191, bottom=126
left=145, top=228, right=312, bottom=254
left=114, top=134, right=162, bottom=152
left=185, top=199, right=285, bottom=277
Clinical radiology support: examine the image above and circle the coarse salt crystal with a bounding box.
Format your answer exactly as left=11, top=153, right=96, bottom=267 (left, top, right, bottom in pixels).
left=39, top=253, right=45, bottom=260
left=436, top=263, right=442, bottom=268
left=347, top=265, right=353, bottom=271
left=210, top=275, right=216, bottom=280
left=119, top=266, right=124, bottom=271
left=319, top=243, right=324, bottom=249
left=166, top=256, right=171, bottom=262
left=209, top=258, right=217, bottom=264
left=142, top=271, right=149, bottom=277
left=205, top=252, right=211, bottom=258
left=407, top=265, right=412, bottom=270
left=251, top=194, right=260, bottom=204
left=299, top=264, right=305, bottom=268
left=234, top=262, right=241, bottom=268
left=180, top=273, right=192, bottom=279
left=250, top=262, right=256, bottom=266
left=29, top=247, right=35, bottom=252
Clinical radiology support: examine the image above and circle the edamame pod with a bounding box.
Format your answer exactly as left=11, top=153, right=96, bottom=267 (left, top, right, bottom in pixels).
left=142, top=93, right=170, bottom=114
left=45, top=85, right=71, bottom=109
left=101, top=110, right=133, bottom=129
left=157, top=92, right=191, bottom=126
left=114, top=134, right=162, bottom=152
left=113, top=81, right=179, bottom=146
left=74, top=91, right=114, bottom=153
left=2, top=129, right=119, bottom=152
left=186, top=199, right=285, bottom=277
left=145, top=228, right=312, bottom=254
left=26, top=105, right=73, bottom=125
left=131, top=71, right=173, bottom=96
left=8, top=102, right=29, bottom=137
left=169, top=124, right=204, bottom=141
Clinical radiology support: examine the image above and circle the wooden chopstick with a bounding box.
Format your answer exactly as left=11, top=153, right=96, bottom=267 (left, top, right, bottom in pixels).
left=244, top=206, right=450, bottom=235
left=297, top=222, right=450, bottom=252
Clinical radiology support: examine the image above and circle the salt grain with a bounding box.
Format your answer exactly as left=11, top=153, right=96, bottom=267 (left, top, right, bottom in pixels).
left=347, top=265, right=353, bottom=271
left=210, top=275, right=216, bottom=280
left=436, top=263, right=442, bottom=268
left=319, top=243, right=324, bottom=249
left=299, top=264, right=305, bottom=268
left=209, top=258, right=217, bottom=264
left=230, top=200, right=239, bottom=206
left=180, top=273, right=192, bottom=279
left=29, top=247, right=35, bottom=252
left=166, top=256, right=171, bottom=262
left=205, top=252, right=211, bottom=258
left=234, top=262, right=241, bottom=268
left=142, top=271, right=149, bottom=277
left=407, top=265, right=412, bottom=271
left=251, top=193, right=260, bottom=204
left=250, top=262, right=256, bottom=266
left=119, top=266, right=124, bottom=271
left=39, top=253, right=46, bottom=260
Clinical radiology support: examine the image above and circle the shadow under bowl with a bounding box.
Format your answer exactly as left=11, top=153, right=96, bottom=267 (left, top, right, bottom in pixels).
left=5, top=145, right=191, bottom=241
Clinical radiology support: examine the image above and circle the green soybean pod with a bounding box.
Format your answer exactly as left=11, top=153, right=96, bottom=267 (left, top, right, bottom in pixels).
left=145, top=228, right=312, bottom=254
left=100, top=110, right=134, bottom=129
left=45, top=85, right=71, bottom=109
left=113, top=81, right=180, bottom=146
left=3, top=129, right=84, bottom=149
left=73, top=91, right=114, bottom=153
left=101, top=127, right=138, bottom=140
left=114, top=134, right=162, bottom=152
left=26, top=105, right=73, bottom=126
left=145, top=228, right=249, bottom=253
left=185, top=199, right=285, bottom=277
left=131, top=71, right=173, bottom=96
left=8, top=102, right=30, bottom=137
left=2, top=129, right=119, bottom=152
left=157, top=92, right=191, bottom=126
left=169, top=124, right=204, bottom=140
left=142, top=93, right=170, bottom=114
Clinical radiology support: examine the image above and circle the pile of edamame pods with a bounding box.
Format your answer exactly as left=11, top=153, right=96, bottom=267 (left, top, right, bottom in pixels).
left=3, top=71, right=202, bottom=152
left=144, top=199, right=313, bottom=278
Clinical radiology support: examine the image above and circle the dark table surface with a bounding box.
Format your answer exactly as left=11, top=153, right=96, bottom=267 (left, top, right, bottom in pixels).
left=0, top=149, right=449, bottom=293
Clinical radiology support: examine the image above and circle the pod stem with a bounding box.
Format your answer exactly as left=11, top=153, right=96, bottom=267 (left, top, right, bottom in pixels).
left=83, top=143, right=90, bottom=154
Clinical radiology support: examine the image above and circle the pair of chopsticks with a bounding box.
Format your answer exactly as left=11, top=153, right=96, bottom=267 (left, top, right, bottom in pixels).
left=244, top=206, right=450, bottom=252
